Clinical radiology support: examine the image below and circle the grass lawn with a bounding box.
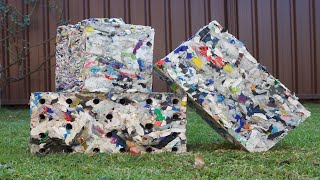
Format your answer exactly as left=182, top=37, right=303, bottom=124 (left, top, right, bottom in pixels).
left=0, top=104, right=319, bottom=179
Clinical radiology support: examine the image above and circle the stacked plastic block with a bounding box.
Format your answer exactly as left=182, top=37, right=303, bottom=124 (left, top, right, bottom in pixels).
left=30, top=18, right=187, bottom=154
left=154, top=20, right=310, bottom=152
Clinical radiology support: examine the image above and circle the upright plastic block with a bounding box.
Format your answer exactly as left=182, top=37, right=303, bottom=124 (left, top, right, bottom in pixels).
left=55, top=18, right=126, bottom=92
left=30, top=92, right=187, bottom=154
left=55, top=18, right=154, bottom=93
left=82, top=21, right=154, bottom=93
left=154, top=20, right=310, bottom=152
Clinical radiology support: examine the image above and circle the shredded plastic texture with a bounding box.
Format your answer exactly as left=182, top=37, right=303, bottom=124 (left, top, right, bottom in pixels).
left=30, top=92, right=187, bottom=154
left=154, top=20, right=310, bottom=152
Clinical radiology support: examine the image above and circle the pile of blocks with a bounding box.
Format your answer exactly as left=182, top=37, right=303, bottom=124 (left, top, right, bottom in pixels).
left=30, top=18, right=187, bottom=154
left=30, top=18, right=310, bottom=154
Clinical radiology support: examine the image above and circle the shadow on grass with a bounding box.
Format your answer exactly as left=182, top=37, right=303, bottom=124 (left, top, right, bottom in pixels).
left=187, top=142, right=240, bottom=152
left=188, top=141, right=306, bottom=153
left=269, top=143, right=307, bottom=152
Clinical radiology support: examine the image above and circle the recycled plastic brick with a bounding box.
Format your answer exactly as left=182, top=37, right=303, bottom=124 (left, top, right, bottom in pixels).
left=154, top=20, right=311, bottom=152
left=82, top=21, right=155, bottom=93
left=55, top=18, right=125, bottom=92
left=30, top=92, right=187, bottom=154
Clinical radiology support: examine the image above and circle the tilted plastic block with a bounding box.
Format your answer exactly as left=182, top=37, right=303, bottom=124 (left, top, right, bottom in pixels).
left=30, top=92, right=187, bottom=154
left=154, top=20, right=310, bottom=152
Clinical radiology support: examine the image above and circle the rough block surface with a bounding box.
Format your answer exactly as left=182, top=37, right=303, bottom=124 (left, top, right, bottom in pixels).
left=55, top=18, right=154, bottom=93
left=30, top=92, right=187, bottom=154
left=154, top=20, right=310, bottom=152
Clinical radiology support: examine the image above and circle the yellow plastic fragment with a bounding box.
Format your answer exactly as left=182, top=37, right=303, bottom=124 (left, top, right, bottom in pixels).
left=71, top=99, right=80, bottom=107
left=192, top=57, right=203, bottom=68
left=223, top=64, right=233, bottom=73
left=86, top=26, right=94, bottom=32
left=231, top=87, right=239, bottom=93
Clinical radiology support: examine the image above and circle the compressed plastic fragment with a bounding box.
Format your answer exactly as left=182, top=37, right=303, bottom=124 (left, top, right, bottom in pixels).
left=154, top=20, right=311, bottom=152
left=30, top=92, right=187, bottom=154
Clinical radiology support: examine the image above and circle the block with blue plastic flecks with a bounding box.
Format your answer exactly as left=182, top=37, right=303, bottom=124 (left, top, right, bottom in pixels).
left=55, top=18, right=126, bottom=92
left=55, top=18, right=154, bottom=93
left=81, top=20, right=154, bottom=93
left=30, top=92, right=187, bottom=154
left=154, top=20, right=311, bottom=152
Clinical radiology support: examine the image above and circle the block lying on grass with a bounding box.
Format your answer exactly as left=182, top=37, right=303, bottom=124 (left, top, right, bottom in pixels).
left=154, top=20, right=310, bottom=152
left=30, top=92, right=187, bottom=154
left=55, top=18, right=154, bottom=93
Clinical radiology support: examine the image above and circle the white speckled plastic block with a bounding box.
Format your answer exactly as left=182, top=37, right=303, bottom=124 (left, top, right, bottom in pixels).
left=154, top=20, right=310, bottom=152
left=30, top=92, right=187, bottom=154
left=55, top=18, right=154, bottom=93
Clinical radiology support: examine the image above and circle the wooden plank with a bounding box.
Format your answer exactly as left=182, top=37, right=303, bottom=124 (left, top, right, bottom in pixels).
left=256, top=0, right=274, bottom=74
left=68, top=0, right=86, bottom=24
left=276, top=0, right=294, bottom=91
left=210, top=0, right=226, bottom=27
left=109, top=0, right=126, bottom=21
left=169, top=0, right=187, bottom=51
left=150, top=0, right=169, bottom=92
left=8, top=0, right=28, bottom=101
left=28, top=0, right=47, bottom=93
left=315, top=0, right=320, bottom=94
left=0, top=1, right=7, bottom=104
left=22, top=1, right=30, bottom=101
left=295, top=0, right=312, bottom=95
left=7, top=0, right=19, bottom=102
left=226, top=0, right=238, bottom=37
left=47, top=0, right=64, bottom=92
left=129, top=0, right=145, bottom=25
left=88, top=0, right=105, bottom=18
left=190, top=0, right=206, bottom=35
left=237, top=0, right=254, bottom=55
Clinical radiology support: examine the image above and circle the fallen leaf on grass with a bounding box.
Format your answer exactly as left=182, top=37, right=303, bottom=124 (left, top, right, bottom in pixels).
left=312, top=160, right=320, bottom=166
left=193, top=153, right=205, bottom=169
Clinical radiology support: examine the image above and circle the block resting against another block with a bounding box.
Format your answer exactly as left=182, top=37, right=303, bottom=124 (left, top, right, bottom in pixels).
left=154, top=20, right=310, bottom=152
left=30, top=92, right=187, bottom=154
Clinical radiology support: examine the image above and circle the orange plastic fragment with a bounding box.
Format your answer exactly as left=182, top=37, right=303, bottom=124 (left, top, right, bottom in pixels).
left=154, top=121, right=162, bottom=127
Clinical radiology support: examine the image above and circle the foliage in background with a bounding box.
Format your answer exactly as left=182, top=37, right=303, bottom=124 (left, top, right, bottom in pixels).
left=0, top=0, right=67, bottom=89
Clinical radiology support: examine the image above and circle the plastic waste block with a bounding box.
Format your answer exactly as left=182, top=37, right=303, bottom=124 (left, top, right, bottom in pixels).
left=81, top=20, right=154, bottom=93
left=30, top=92, right=187, bottom=154
left=55, top=18, right=154, bottom=93
left=55, top=18, right=125, bottom=92
left=154, top=20, right=310, bottom=152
